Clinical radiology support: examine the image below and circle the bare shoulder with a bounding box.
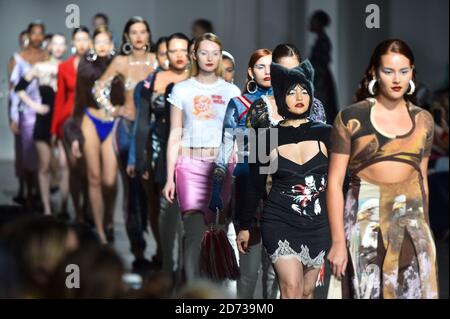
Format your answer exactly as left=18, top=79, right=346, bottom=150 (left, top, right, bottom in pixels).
left=157, top=70, right=171, bottom=81
left=7, top=56, right=16, bottom=72
left=19, top=50, right=30, bottom=60
left=111, top=55, right=128, bottom=70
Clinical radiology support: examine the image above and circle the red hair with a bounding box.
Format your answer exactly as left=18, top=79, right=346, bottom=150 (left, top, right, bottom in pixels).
left=246, top=48, right=272, bottom=82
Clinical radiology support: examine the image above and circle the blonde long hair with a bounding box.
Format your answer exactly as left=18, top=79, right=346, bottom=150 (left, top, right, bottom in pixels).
left=190, top=33, right=224, bottom=77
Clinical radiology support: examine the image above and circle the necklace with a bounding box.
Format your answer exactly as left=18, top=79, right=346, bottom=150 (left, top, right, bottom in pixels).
left=128, top=53, right=151, bottom=66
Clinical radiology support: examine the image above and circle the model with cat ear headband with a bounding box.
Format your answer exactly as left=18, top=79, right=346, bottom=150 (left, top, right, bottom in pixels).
left=271, top=59, right=316, bottom=120
left=240, top=57, right=333, bottom=298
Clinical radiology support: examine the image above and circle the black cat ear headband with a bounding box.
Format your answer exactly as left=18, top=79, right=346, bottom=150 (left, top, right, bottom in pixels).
left=271, top=59, right=315, bottom=119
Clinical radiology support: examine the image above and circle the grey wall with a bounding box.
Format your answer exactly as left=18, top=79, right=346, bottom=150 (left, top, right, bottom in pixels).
left=336, top=0, right=391, bottom=106
left=335, top=0, right=449, bottom=106
left=389, top=0, right=449, bottom=91
left=0, top=0, right=448, bottom=160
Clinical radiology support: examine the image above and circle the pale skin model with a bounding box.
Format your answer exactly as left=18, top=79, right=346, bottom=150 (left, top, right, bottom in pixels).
left=274, top=85, right=326, bottom=299
left=326, top=52, right=429, bottom=279
left=235, top=50, right=332, bottom=298
left=241, top=83, right=326, bottom=299
left=71, top=30, right=116, bottom=244
left=55, top=29, right=91, bottom=222
left=162, top=39, right=223, bottom=205
left=17, top=34, right=67, bottom=216
left=91, top=20, right=154, bottom=243
left=248, top=54, right=272, bottom=89
left=126, top=36, right=190, bottom=262
left=236, top=53, right=302, bottom=249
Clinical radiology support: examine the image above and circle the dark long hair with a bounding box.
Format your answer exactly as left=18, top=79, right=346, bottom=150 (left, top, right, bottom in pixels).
left=121, top=16, right=151, bottom=55
left=355, top=39, right=417, bottom=103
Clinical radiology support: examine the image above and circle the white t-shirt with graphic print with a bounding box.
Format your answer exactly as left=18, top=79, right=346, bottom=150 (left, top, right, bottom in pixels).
left=167, top=77, right=241, bottom=148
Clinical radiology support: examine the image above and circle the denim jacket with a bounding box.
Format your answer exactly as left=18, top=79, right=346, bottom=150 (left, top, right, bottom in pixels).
left=214, top=85, right=273, bottom=180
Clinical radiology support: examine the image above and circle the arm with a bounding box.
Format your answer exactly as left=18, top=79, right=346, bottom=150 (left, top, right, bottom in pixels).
left=162, top=105, right=183, bottom=203
left=93, top=56, right=123, bottom=119
left=51, top=63, right=66, bottom=137
left=15, top=65, right=48, bottom=114
left=7, top=56, right=16, bottom=85
left=421, top=110, right=435, bottom=225
left=420, top=157, right=431, bottom=225
left=237, top=128, right=270, bottom=230
left=209, top=99, right=239, bottom=211
left=326, top=111, right=353, bottom=279
left=64, top=63, right=85, bottom=148
left=236, top=128, right=273, bottom=253
left=9, top=60, right=22, bottom=124
left=326, top=153, right=350, bottom=279
left=326, top=153, right=350, bottom=245
left=216, top=99, right=238, bottom=170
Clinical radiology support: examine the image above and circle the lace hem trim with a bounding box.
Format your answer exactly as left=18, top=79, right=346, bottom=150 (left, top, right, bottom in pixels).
left=269, top=240, right=325, bottom=268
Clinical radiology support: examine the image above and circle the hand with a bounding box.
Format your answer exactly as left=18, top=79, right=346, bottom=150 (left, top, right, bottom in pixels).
left=10, top=121, right=19, bottom=135
left=110, top=105, right=120, bottom=118
left=51, top=135, right=58, bottom=148
left=236, top=230, right=250, bottom=254
left=327, top=242, right=348, bottom=280
left=116, top=106, right=132, bottom=119
left=71, top=140, right=82, bottom=159
left=162, top=179, right=176, bottom=204
left=141, top=170, right=149, bottom=180
left=35, top=104, right=50, bottom=115
left=126, top=165, right=136, bottom=178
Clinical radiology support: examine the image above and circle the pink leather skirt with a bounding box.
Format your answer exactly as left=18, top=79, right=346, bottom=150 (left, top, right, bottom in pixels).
left=175, top=155, right=235, bottom=218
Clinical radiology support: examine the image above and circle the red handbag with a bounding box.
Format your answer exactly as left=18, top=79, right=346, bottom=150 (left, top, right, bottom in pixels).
left=200, top=209, right=240, bottom=281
